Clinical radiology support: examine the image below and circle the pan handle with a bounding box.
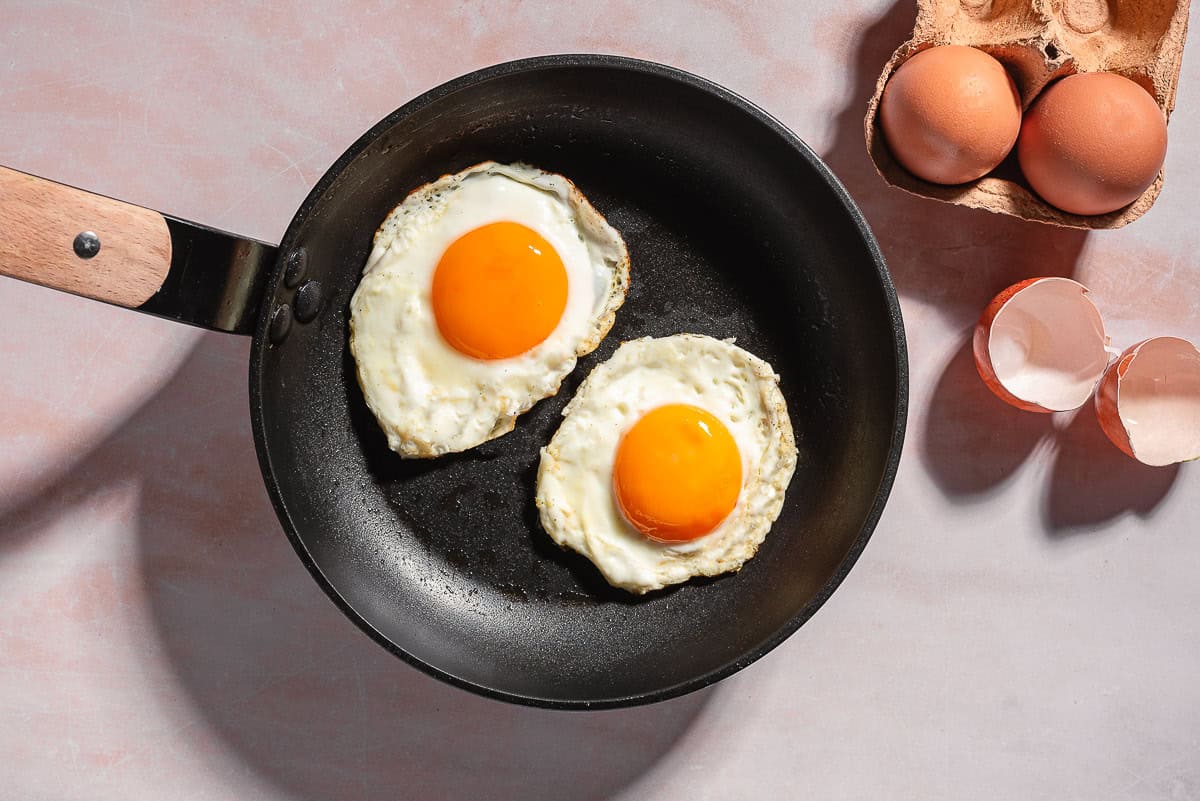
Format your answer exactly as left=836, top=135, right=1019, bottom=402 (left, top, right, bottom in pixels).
left=0, top=166, right=276, bottom=335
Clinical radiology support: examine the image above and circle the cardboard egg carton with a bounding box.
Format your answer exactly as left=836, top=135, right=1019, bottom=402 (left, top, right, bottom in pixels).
left=864, top=0, right=1191, bottom=229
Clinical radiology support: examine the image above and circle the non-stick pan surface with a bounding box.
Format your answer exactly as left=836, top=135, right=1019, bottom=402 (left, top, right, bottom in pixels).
left=250, top=55, right=906, bottom=708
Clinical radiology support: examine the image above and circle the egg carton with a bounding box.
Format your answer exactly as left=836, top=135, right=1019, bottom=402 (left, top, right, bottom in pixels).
left=864, top=0, right=1191, bottom=229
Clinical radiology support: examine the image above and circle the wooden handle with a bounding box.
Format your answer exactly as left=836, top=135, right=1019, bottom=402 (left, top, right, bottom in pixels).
left=0, top=166, right=171, bottom=307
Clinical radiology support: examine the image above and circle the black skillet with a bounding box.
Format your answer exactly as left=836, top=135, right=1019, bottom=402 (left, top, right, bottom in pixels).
left=0, top=55, right=906, bottom=708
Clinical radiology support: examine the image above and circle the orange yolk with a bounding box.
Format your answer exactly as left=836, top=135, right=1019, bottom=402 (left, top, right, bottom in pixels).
left=613, top=404, right=742, bottom=543
left=431, top=221, right=568, bottom=360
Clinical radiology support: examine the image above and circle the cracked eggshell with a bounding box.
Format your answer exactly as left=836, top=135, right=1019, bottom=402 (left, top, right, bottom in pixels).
left=864, top=0, right=1190, bottom=229
left=1095, top=336, right=1200, bottom=466
left=974, top=277, right=1109, bottom=412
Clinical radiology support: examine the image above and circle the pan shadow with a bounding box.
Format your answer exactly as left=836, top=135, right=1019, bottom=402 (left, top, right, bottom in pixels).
left=819, top=0, right=1089, bottom=495
left=1042, top=407, right=1181, bottom=535
left=0, top=333, right=712, bottom=801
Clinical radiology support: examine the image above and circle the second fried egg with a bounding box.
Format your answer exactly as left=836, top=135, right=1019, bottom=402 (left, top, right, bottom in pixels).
left=536, top=334, right=798, bottom=594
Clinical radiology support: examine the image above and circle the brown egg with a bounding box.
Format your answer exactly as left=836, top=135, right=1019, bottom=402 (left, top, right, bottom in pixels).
left=879, top=45, right=1022, bottom=185
left=1018, top=72, right=1167, bottom=216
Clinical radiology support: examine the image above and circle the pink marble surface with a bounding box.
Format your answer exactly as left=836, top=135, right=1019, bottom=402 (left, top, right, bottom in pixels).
left=2, top=2, right=1199, bottom=799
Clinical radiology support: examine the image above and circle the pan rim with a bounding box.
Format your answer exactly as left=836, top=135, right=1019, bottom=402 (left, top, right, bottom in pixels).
left=248, top=53, right=909, bottom=710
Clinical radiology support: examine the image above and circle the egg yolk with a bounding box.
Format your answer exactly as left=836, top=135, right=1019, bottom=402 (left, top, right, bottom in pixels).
left=613, top=404, right=742, bottom=543
left=432, top=221, right=568, bottom=360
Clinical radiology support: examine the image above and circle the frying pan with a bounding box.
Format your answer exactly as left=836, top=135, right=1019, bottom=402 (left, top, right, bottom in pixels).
left=0, top=55, right=906, bottom=708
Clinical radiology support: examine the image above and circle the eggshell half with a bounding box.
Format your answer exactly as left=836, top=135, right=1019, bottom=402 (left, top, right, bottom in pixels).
left=1095, top=337, right=1200, bottom=466
left=974, top=277, right=1109, bottom=413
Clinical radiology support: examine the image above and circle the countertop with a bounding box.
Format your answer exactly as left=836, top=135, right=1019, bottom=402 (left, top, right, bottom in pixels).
left=3, top=2, right=1199, bottom=799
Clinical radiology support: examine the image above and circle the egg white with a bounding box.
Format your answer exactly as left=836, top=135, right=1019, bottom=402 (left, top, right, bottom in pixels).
left=536, top=334, right=798, bottom=594
left=349, top=162, right=629, bottom=458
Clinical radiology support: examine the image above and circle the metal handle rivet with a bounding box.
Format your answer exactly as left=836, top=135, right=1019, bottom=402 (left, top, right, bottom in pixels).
left=269, top=304, right=292, bottom=343
left=284, top=248, right=308, bottom=288
left=73, top=231, right=100, bottom=259
left=294, top=280, right=323, bottom=323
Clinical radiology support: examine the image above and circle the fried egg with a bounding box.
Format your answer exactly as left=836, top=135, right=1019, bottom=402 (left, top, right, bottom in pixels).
left=536, top=334, right=798, bottom=594
left=349, top=162, right=629, bottom=458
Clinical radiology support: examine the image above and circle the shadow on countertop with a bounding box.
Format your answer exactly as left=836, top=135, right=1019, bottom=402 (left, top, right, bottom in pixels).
left=0, top=332, right=712, bottom=801
left=1043, top=406, right=1181, bottom=535
left=918, top=336, right=1181, bottom=525
left=921, top=336, right=1052, bottom=498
